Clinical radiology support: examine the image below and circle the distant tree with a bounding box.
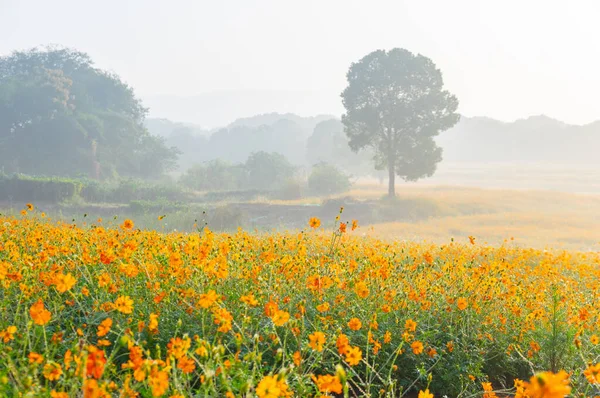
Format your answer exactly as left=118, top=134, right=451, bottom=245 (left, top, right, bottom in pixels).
left=0, top=46, right=178, bottom=179
left=245, top=151, right=295, bottom=190
left=306, top=119, right=373, bottom=175
left=341, top=48, right=459, bottom=196
left=179, top=160, right=247, bottom=191
left=308, top=163, right=352, bottom=196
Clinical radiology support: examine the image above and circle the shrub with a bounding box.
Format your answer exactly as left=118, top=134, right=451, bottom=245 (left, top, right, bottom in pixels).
left=180, top=160, right=247, bottom=191
left=0, top=175, right=82, bottom=203
left=308, top=163, right=352, bottom=196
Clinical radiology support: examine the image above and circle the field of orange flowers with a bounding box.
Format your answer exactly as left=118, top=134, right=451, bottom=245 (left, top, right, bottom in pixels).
left=1, top=206, right=599, bottom=397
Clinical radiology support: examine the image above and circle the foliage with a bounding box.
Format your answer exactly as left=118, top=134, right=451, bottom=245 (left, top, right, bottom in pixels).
left=341, top=48, right=460, bottom=196
left=245, top=151, right=295, bottom=191
left=0, top=211, right=597, bottom=396
left=179, top=160, right=248, bottom=192
left=308, top=163, right=352, bottom=196
left=306, top=119, right=373, bottom=175
left=0, top=46, right=179, bottom=179
left=0, top=174, right=82, bottom=203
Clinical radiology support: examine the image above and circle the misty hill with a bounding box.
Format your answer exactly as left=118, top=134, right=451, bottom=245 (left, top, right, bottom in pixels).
left=438, top=115, right=600, bottom=164
left=144, top=118, right=209, bottom=137
left=146, top=113, right=337, bottom=171
left=146, top=112, right=600, bottom=173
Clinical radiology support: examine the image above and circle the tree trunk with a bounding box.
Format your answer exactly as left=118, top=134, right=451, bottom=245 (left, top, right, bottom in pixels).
left=388, top=160, right=396, bottom=197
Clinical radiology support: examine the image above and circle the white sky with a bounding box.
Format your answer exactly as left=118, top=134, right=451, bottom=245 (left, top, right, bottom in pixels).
left=1, top=0, right=599, bottom=125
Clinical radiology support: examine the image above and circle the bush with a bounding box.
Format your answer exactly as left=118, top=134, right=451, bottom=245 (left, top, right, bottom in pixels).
left=179, top=161, right=247, bottom=192
left=0, top=175, right=82, bottom=203
left=273, top=179, right=304, bottom=200
left=307, top=163, right=352, bottom=196
left=81, top=179, right=190, bottom=203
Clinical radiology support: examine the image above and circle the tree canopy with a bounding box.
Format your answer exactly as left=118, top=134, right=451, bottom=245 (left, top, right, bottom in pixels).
left=0, top=46, right=178, bottom=179
left=341, top=48, right=459, bottom=196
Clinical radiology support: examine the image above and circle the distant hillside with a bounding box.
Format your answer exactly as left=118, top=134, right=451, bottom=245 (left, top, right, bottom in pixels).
left=146, top=112, right=600, bottom=173
left=144, top=118, right=208, bottom=137
left=438, top=115, right=600, bottom=164
left=146, top=113, right=339, bottom=170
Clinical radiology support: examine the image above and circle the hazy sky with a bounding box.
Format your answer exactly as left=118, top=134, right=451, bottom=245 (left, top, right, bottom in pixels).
left=1, top=0, right=599, bottom=125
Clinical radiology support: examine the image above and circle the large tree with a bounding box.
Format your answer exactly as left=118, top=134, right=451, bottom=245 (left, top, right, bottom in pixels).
left=341, top=48, right=459, bottom=196
left=0, top=46, right=178, bottom=179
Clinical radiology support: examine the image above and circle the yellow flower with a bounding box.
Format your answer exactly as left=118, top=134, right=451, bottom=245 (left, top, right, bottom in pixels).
left=271, top=309, right=290, bottom=326
left=344, top=346, right=362, bottom=366
left=198, top=290, right=219, bottom=308
left=309, top=331, right=326, bottom=352
left=308, top=217, right=321, bottom=229
left=418, top=389, right=434, bottom=398
left=256, top=375, right=281, bottom=398
left=405, top=319, right=417, bottom=332
left=54, top=273, right=77, bottom=293
left=149, top=313, right=159, bottom=333
left=0, top=325, right=17, bottom=342
left=241, top=293, right=259, bottom=306
left=114, top=296, right=134, bottom=314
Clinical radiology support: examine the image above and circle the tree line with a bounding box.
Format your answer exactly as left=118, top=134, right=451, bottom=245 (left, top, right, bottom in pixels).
left=1, top=46, right=460, bottom=197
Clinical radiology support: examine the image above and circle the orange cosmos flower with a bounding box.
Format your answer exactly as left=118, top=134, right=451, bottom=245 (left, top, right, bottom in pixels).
left=411, top=341, right=424, bottom=355
left=0, top=325, right=17, bottom=342
left=584, top=363, right=600, bottom=384
left=148, top=368, right=169, bottom=397
left=354, top=281, right=369, bottom=298
left=86, top=346, right=107, bottom=379
left=97, top=318, right=112, bottom=337
left=43, top=362, right=62, bottom=381
left=457, top=297, right=468, bottom=311
left=348, top=317, right=362, bottom=331
left=309, top=217, right=321, bottom=229
left=30, top=299, right=51, bottom=325
left=339, top=222, right=347, bottom=233
left=26, top=203, right=34, bottom=211
left=198, top=290, right=219, bottom=308
left=405, top=319, right=417, bottom=332
left=312, top=374, right=343, bottom=394
left=177, top=356, right=196, bottom=373
left=121, top=219, right=134, bottom=230
left=29, top=352, right=44, bottom=364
